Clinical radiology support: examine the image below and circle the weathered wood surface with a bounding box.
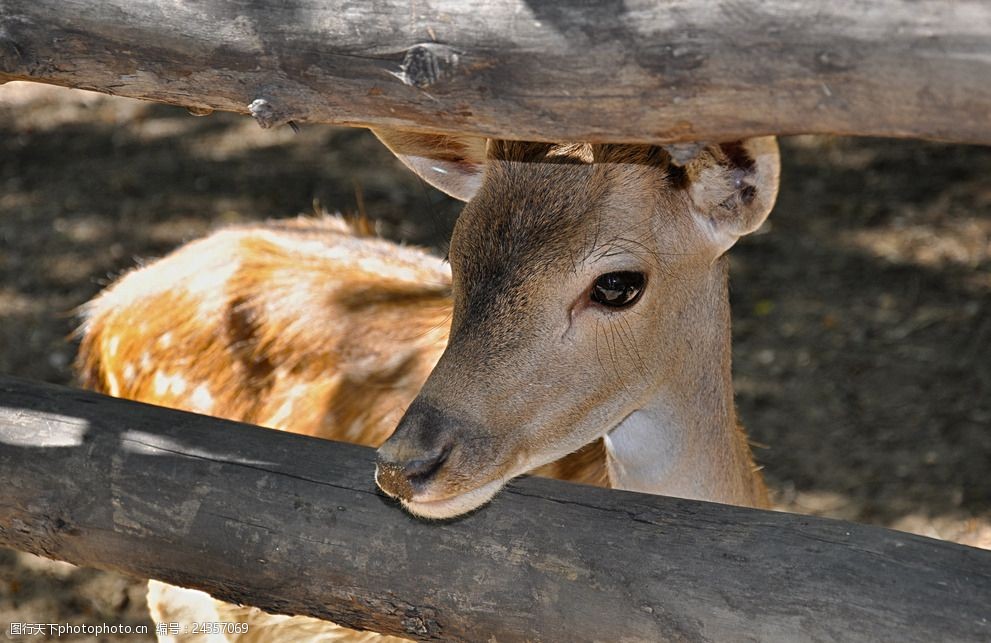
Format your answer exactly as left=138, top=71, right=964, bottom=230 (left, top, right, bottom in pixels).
left=1, top=1, right=990, bottom=145
left=0, top=375, right=989, bottom=642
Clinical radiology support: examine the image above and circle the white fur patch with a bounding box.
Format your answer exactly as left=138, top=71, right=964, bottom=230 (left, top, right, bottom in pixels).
left=153, top=371, right=188, bottom=397
left=189, top=384, right=214, bottom=413
left=265, top=399, right=294, bottom=429
left=105, top=371, right=121, bottom=397
left=604, top=409, right=681, bottom=496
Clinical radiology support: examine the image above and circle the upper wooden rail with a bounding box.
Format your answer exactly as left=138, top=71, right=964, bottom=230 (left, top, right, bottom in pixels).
left=1, top=376, right=989, bottom=641
left=1, top=1, right=989, bottom=145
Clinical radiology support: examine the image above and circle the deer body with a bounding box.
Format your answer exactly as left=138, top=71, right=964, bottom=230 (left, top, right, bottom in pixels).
left=79, top=218, right=450, bottom=449
left=77, top=133, right=778, bottom=641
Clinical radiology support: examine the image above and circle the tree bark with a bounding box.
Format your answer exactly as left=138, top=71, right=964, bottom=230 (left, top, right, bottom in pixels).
left=0, top=376, right=989, bottom=642
left=0, top=1, right=989, bottom=145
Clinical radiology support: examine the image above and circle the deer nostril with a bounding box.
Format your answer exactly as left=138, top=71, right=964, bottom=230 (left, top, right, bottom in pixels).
left=403, top=444, right=451, bottom=485
left=376, top=443, right=452, bottom=501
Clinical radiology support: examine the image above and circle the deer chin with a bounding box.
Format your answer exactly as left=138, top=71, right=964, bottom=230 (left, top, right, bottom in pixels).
left=392, top=442, right=585, bottom=519
left=398, top=477, right=506, bottom=520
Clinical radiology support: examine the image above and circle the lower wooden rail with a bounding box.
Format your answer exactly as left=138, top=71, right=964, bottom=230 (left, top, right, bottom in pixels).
left=0, top=376, right=988, bottom=641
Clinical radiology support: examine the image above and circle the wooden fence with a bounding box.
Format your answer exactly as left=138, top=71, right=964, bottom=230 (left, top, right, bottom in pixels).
left=1, top=377, right=989, bottom=641
left=1, top=0, right=989, bottom=144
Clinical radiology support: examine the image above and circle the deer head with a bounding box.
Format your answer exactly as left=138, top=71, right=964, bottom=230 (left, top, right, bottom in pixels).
left=373, top=130, right=779, bottom=518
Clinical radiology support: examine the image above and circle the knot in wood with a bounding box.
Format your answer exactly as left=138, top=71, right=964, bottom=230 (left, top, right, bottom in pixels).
left=248, top=98, right=290, bottom=129
left=813, top=49, right=854, bottom=73
left=186, top=105, right=214, bottom=117
left=398, top=43, right=460, bottom=89
left=401, top=616, right=428, bottom=636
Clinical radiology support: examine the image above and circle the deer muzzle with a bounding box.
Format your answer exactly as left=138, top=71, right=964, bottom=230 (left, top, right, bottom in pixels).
left=375, top=398, right=507, bottom=518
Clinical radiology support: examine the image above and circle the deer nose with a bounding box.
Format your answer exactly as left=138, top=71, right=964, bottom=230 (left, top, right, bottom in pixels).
left=376, top=443, right=451, bottom=501
left=376, top=400, right=454, bottom=501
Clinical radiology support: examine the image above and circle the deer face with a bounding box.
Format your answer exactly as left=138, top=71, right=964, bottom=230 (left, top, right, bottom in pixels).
left=374, top=136, right=779, bottom=518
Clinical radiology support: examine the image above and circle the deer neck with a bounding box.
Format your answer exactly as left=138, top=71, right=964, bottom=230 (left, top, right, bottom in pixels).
left=602, top=261, right=768, bottom=509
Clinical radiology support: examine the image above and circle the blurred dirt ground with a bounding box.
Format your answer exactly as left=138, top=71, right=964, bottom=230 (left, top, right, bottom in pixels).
left=1, top=82, right=989, bottom=640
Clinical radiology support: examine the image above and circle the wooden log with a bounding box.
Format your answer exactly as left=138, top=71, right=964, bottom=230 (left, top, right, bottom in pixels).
left=0, top=375, right=990, bottom=642
left=1, top=1, right=989, bottom=145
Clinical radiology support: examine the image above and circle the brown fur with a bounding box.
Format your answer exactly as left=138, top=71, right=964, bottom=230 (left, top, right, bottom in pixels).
left=372, top=136, right=776, bottom=516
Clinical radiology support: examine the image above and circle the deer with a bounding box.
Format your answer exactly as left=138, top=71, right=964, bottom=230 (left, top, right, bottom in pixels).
left=75, top=130, right=779, bottom=641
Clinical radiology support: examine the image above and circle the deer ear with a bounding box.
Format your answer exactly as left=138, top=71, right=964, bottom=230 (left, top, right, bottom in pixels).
left=686, top=137, right=780, bottom=255
left=371, top=129, right=487, bottom=202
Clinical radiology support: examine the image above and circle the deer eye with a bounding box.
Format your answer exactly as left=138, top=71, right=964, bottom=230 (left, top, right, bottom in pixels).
left=590, top=271, right=646, bottom=308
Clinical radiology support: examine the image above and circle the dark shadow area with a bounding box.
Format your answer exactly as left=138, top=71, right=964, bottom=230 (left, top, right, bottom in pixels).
left=733, top=137, right=990, bottom=526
